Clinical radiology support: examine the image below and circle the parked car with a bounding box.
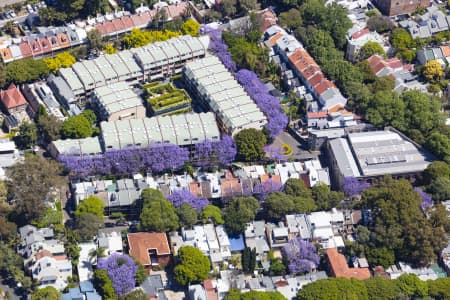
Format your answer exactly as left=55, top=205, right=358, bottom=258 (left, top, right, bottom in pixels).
left=116, top=220, right=128, bottom=226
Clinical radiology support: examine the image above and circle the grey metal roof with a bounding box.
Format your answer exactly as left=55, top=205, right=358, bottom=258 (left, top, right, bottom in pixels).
left=93, top=82, right=143, bottom=118
left=329, top=138, right=361, bottom=178
left=59, top=68, right=83, bottom=93
left=184, top=56, right=267, bottom=133
left=100, top=112, right=220, bottom=151
left=347, top=130, right=432, bottom=176
left=52, top=137, right=103, bottom=156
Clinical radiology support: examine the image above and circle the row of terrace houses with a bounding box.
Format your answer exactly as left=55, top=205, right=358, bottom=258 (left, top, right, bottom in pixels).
left=0, top=2, right=190, bottom=64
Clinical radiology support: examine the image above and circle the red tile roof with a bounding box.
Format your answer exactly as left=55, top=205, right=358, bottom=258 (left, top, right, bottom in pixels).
left=307, top=111, right=328, bottom=119
left=166, top=2, right=189, bottom=19
left=18, top=42, right=32, bottom=58
left=314, top=80, right=335, bottom=95
left=57, top=33, right=71, bottom=48
left=40, top=37, right=52, bottom=54
left=302, top=65, right=321, bottom=81
left=103, top=21, right=116, bottom=35
left=385, top=58, right=402, bottom=69
left=95, top=23, right=108, bottom=36
left=259, top=9, right=277, bottom=32
left=308, top=72, right=324, bottom=88
left=122, top=16, right=134, bottom=30
left=327, top=248, right=371, bottom=280
left=0, top=48, right=13, bottom=62
left=112, top=18, right=126, bottom=32
left=128, top=232, right=171, bottom=266
left=130, top=13, right=148, bottom=27
left=0, top=83, right=28, bottom=109
left=442, top=45, right=450, bottom=57
left=189, top=182, right=202, bottom=197
left=204, top=280, right=219, bottom=300
left=48, top=35, right=61, bottom=50
left=351, top=28, right=369, bottom=40
left=29, top=40, right=43, bottom=56
left=268, top=32, right=284, bottom=47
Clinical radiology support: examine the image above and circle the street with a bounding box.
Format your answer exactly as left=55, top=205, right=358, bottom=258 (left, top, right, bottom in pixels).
left=0, top=14, right=28, bottom=28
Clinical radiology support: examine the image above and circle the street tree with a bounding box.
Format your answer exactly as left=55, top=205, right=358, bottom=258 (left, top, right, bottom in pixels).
left=223, top=196, right=259, bottom=236
left=234, top=128, right=267, bottom=161
left=14, top=122, right=37, bottom=150
left=75, top=195, right=105, bottom=220
left=174, top=246, right=210, bottom=286
left=200, top=205, right=224, bottom=225
left=31, top=286, right=60, bottom=300
left=140, top=198, right=179, bottom=232
left=7, top=155, right=63, bottom=223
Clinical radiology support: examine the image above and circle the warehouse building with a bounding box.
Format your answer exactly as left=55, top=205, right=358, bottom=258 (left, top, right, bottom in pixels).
left=92, top=82, right=146, bottom=122
left=54, top=35, right=209, bottom=99
left=183, top=56, right=267, bottom=135
left=328, top=130, right=433, bottom=188
left=49, top=112, right=220, bottom=157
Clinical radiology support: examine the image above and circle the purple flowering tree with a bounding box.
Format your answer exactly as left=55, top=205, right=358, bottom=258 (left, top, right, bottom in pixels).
left=253, top=178, right=282, bottom=201
left=264, top=145, right=287, bottom=162
left=59, top=143, right=190, bottom=177
left=214, top=135, right=237, bottom=166
left=97, top=253, right=138, bottom=296
left=414, top=187, right=433, bottom=211
left=342, top=177, right=371, bottom=197
left=235, top=69, right=288, bottom=138
left=202, top=25, right=237, bottom=72
left=282, top=238, right=320, bottom=274
left=166, top=189, right=209, bottom=211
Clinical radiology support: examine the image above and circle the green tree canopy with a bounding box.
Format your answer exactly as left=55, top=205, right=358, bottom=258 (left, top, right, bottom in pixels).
left=180, top=19, right=199, bottom=37
left=31, top=286, right=61, bottom=300
left=200, top=205, right=224, bottom=225
left=176, top=203, right=198, bottom=228
left=7, top=155, right=63, bottom=223
left=140, top=198, right=179, bottom=232
left=76, top=212, right=103, bottom=241
left=359, top=41, right=385, bottom=60
left=363, top=276, right=400, bottom=300
left=224, top=196, right=259, bottom=236
left=264, top=192, right=295, bottom=220
left=174, top=246, right=210, bottom=286
left=361, top=177, right=447, bottom=266
left=423, top=161, right=450, bottom=184
left=61, top=115, right=94, bottom=139
left=311, top=183, right=343, bottom=210
left=391, top=28, right=413, bottom=49
left=297, top=278, right=368, bottom=300
left=14, top=122, right=37, bottom=150
left=75, top=195, right=105, bottom=220
left=93, top=269, right=116, bottom=300
left=279, top=8, right=303, bottom=31
left=225, top=289, right=286, bottom=300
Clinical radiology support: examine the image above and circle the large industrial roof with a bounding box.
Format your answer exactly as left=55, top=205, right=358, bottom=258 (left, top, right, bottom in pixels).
left=347, top=131, right=432, bottom=176
left=329, top=138, right=361, bottom=178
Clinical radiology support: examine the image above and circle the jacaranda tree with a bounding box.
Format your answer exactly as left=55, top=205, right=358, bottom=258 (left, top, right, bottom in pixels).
left=283, top=238, right=320, bottom=274
left=342, top=177, right=371, bottom=197
left=167, top=189, right=209, bottom=211
left=414, top=187, right=433, bottom=211
left=97, top=253, right=138, bottom=296
left=235, top=69, right=288, bottom=138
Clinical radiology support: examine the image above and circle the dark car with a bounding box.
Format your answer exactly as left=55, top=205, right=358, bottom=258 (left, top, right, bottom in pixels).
left=116, top=220, right=128, bottom=226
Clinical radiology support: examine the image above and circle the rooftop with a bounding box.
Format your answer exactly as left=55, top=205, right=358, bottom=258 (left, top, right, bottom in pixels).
left=128, top=232, right=171, bottom=266
left=327, top=248, right=370, bottom=280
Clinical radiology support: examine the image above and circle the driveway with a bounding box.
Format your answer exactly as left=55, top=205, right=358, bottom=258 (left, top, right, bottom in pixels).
left=272, top=131, right=320, bottom=160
